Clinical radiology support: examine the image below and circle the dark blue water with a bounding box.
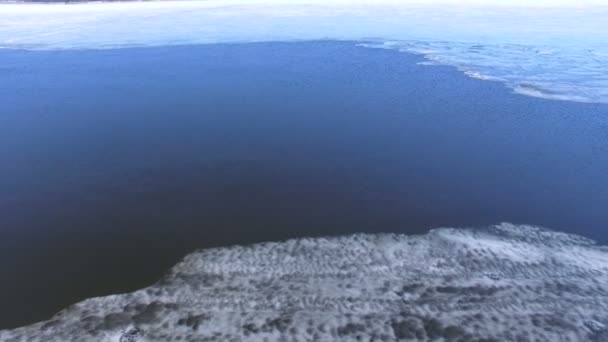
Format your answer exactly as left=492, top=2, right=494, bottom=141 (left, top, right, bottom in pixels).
left=1, top=41, right=607, bottom=328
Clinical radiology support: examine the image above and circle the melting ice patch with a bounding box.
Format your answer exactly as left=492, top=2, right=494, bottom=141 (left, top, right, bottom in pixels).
left=0, top=1, right=607, bottom=104
left=1, top=223, right=608, bottom=341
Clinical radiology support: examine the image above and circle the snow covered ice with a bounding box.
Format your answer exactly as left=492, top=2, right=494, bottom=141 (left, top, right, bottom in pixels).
left=1, top=0, right=608, bottom=104
left=1, top=223, right=607, bottom=341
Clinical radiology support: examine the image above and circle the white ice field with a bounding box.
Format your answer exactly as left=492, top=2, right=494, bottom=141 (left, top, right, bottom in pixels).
left=0, top=0, right=607, bottom=103
left=1, top=224, right=607, bottom=341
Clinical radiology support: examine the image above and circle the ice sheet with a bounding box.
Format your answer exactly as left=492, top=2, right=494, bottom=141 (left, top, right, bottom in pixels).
left=1, top=1, right=607, bottom=103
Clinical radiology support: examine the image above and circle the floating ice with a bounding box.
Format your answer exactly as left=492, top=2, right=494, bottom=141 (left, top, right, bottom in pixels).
left=0, top=0, right=607, bottom=104
left=1, top=223, right=607, bottom=341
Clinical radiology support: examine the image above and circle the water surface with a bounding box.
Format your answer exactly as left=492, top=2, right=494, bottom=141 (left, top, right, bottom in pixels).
left=1, top=41, right=607, bottom=328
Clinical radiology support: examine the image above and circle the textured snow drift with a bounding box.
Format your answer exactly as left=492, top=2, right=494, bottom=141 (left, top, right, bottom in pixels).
left=1, top=223, right=607, bottom=341
left=1, top=1, right=608, bottom=104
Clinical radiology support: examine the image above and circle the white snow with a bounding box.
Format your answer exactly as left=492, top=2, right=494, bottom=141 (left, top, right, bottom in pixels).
left=1, top=223, right=607, bottom=341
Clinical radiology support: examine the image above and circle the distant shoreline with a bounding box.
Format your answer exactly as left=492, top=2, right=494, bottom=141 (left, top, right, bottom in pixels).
left=0, top=0, right=168, bottom=3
